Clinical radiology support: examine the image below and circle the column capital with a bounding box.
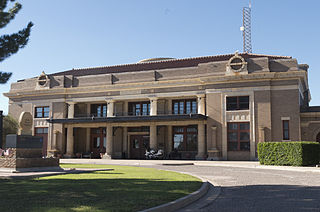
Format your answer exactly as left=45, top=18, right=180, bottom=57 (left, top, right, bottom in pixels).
left=149, top=97, right=159, bottom=101
left=211, top=126, right=217, bottom=131
left=197, top=94, right=206, bottom=98
left=105, top=99, right=115, bottom=103
left=67, top=102, right=76, bottom=105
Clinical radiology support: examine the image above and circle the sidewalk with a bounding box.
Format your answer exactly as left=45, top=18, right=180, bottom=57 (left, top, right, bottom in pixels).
left=60, top=159, right=320, bottom=173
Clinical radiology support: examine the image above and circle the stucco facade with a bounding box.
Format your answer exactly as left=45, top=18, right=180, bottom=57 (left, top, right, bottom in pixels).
left=4, top=52, right=318, bottom=160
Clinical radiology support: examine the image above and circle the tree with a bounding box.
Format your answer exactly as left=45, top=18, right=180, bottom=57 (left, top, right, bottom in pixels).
left=2, top=115, right=18, bottom=148
left=0, top=0, right=33, bottom=84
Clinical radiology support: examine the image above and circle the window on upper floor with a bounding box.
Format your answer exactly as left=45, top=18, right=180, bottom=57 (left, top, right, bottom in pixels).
left=35, top=106, right=50, bottom=118
left=91, top=104, right=107, bottom=117
left=172, top=99, right=197, bottom=115
left=128, top=102, right=150, bottom=116
left=226, top=96, right=249, bottom=111
left=282, top=120, right=290, bottom=140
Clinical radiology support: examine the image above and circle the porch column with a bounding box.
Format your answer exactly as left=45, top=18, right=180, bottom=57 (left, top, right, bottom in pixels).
left=107, top=100, right=115, bottom=117
left=196, top=123, right=206, bottom=160
left=68, top=102, right=75, bottom=118
left=65, top=126, right=74, bottom=157
left=123, top=127, right=128, bottom=158
left=207, top=126, right=220, bottom=160
left=259, top=127, right=265, bottom=143
left=85, top=128, right=90, bottom=152
left=123, top=101, right=128, bottom=116
left=167, top=99, right=172, bottom=114
left=150, top=124, right=157, bottom=149
left=197, top=95, right=205, bottom=115
left=52, top=130, right=58, bottom=150
left=167, top=125, right=172, bottom=153
left=104, top=125, right=113, bottom=159
left=150, top=98, right=158, bottom=116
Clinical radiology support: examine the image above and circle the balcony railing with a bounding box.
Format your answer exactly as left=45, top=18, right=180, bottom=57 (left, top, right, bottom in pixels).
left=73, top=111, right=198, bottom=118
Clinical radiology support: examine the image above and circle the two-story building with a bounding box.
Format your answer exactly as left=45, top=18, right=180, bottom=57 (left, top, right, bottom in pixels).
left=4, top=52, right=320, bottom=160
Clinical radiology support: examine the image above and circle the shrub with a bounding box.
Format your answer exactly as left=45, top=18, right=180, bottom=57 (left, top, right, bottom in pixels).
left=257, top=142, right=320, bottom=166
left=2, top=115, right=18, bottom=148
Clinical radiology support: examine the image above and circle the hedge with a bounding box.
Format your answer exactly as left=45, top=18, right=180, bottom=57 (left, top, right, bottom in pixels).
left=257, top=142, right=320, bottom=166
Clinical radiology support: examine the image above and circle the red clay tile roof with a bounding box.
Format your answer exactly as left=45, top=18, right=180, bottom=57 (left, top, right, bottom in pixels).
left=51, top=53, right=291, bottom=77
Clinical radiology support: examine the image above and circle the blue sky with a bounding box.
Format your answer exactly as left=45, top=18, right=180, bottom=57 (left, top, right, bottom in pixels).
left=1, top=0, right=320, bottom=114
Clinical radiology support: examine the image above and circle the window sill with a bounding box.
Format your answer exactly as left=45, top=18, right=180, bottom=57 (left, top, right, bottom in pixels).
left=226, top=110, right=250, bottom=112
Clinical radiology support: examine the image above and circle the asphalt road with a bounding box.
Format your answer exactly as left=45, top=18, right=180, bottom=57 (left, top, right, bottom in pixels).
left=150, top=165, right=320, bottom=212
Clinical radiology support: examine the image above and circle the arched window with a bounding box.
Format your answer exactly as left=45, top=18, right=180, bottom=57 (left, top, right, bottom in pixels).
left=316, top=132, right=320, bottom=143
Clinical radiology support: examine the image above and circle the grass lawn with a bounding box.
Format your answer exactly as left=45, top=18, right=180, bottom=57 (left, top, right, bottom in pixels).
left=0, top=164, right=202, bottom=212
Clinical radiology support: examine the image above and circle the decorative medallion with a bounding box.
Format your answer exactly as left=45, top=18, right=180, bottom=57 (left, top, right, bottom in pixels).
left=226, top=52, right=248, bottom=75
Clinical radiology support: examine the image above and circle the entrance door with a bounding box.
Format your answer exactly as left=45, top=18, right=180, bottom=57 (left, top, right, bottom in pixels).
left=130, top=135, right=149, bottom=159
left=91, top=128, right=106, bottom=158
left=35, top=127, right=48, bottom=157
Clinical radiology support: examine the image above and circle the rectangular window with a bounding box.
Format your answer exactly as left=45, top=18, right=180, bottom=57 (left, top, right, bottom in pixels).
left=227, top=122, right=250, bottom=151
left=173, top=125, right=198, bottom=151
left=91, top=104, right=107, bottom=117
left=35, top=106, right=50, bottom=118
left=172, top=99, right=197, bottom=115
left=282, top=120, right=290, bottom=140
left=35, top=127, right=48, bottom=134
left=128, top=102, right=150, bottom=116
left=226, top=96, right=249, bottom=111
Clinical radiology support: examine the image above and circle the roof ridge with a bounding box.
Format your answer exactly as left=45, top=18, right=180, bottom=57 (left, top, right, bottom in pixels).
left=51, top=53, right=292, bottom=76
left=70, top=53, right=240, bottom=71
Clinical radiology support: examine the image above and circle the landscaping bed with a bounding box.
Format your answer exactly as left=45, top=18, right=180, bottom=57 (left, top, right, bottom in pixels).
left=0, top=164, right=201, bottom=212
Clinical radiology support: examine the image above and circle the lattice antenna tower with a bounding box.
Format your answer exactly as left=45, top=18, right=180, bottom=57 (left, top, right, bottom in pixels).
left=240, top=0, right=252, bottom=53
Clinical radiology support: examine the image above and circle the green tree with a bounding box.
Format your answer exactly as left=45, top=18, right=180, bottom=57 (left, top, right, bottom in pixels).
left=2, top=115, right=18, bottom=147
left=0, top=0, right=33, bottom=84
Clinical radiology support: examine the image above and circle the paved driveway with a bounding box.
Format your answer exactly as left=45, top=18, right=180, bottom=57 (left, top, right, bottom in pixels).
left=158, top=165, right=320, bottom=212
left=61, top=159, right=320, bottom=212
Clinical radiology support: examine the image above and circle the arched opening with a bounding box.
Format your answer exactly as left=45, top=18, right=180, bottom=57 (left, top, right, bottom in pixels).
left=316, top=132, right=320, bottom=143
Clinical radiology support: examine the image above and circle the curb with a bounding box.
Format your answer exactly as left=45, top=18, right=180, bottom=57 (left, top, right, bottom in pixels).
left=161, top=163, right=194, bottom=166
left=141, top=180, right=209, bottom=212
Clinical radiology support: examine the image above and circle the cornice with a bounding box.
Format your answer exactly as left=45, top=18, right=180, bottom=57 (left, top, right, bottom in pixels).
left=4, top=71, right=307, bottom=99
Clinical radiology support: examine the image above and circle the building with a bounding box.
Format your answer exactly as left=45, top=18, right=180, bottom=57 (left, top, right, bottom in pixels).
left=4, top=52, right=320, bottom=160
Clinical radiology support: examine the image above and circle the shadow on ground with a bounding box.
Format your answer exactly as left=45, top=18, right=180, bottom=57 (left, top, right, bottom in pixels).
left=202, top=184, right=320, bottom=212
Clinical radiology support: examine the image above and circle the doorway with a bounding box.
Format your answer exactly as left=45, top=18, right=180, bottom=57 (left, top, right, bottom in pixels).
left=130, top=135, right=149, bottom=159
left=91, top=128, right=106, bottom=158
left=34, top=127, right=48, bottom=157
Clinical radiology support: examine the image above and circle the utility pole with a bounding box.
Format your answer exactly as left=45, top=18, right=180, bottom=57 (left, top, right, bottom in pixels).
left=0, top=111, right=3, bottom=149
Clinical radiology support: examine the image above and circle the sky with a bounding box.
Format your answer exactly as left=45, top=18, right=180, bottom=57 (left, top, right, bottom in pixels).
left=0, top=0, right=320, bottom=114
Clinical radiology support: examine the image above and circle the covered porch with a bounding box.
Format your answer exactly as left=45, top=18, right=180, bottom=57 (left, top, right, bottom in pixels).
left=48, top=115, right=207, bottom=160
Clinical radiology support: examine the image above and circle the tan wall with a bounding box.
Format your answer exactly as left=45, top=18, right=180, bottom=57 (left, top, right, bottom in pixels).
left=206, top=93, right=222, bottom=154
left=227, top=151, right=250, bottom=160
left=52, top=102, right=66, bottom=152
left=271, top=89, right=301, bottom=141
left=8, top=102, right=32, bottom=121
left=254, top=90, right=272, bottom=142
left=75, top=103, right=87, bottom=117
left=74, top=128, right=86, bottom=153
left=300, top=112, right=320, bottom=141
left=157, top=126, right=166, bottom=150
left=114, top=127, right=122, bottom=154
left=115, top=102, right=123, bottom=115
